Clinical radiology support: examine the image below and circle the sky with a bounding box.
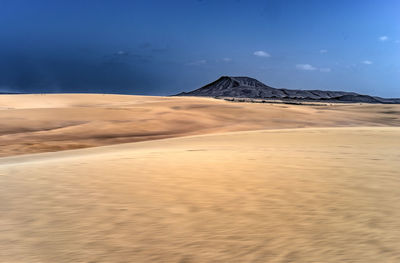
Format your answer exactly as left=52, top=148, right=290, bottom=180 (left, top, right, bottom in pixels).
left=0, top=0, right=399, bottom=97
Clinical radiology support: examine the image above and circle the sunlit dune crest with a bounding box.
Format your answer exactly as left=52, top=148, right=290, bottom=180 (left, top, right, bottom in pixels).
left=0, top=94, right=399, bottom=157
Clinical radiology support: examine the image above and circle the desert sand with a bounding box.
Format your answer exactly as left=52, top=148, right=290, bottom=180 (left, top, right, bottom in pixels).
left=1, top=94, right=400, bottom=262
left=1, top=94, right=400, bottom=157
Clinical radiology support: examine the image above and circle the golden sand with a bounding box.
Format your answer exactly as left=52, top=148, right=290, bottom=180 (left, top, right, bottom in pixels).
left=0, top=94, right=399, bottom=157
left=1, top=94, right=400, bottom=262
left=1, top=127, right=400, bottom=262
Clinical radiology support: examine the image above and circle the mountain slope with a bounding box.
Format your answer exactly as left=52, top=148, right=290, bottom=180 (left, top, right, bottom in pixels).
left=176, top=76, right=400, bottom=103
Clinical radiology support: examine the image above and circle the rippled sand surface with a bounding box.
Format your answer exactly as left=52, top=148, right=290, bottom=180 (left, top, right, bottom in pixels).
left=1, top=94, right=400, bottom=157
left=1, top=127, right=400, bottom=262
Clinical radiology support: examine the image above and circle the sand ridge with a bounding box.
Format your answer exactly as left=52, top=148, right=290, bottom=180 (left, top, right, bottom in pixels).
left=1, top=94, right=400, bottom=157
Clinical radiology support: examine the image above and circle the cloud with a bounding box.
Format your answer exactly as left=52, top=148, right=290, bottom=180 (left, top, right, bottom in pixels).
left=319, top=49, right=328, bottom=54
left=296, top=64, right=317, bottom=71
left=362, top=60, right=373, bottom=65
left=319, top=68, right=331, bottom=72
left=295, top=64, right=331, bottom=72
left=186, top=59, right=207, bottom=66
left=253, top=50, right=270, bottom=57
left=222, top=57, right=232, bottom=62
left=0, top=51, right=163, bottom=94
left=107, top=51, right=152, bottom=63
left=114, top=50, right=129, bottom=56
left=379, top=36, right=388, bottom=42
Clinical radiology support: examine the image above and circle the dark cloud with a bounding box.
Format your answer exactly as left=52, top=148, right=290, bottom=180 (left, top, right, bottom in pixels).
left=0, top=48, right=163, bottom=94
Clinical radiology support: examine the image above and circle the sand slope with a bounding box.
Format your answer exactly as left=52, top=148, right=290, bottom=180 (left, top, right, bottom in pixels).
left=1, top=127, right=400, bottom=262
left=1, top=94, right=400, bottom=157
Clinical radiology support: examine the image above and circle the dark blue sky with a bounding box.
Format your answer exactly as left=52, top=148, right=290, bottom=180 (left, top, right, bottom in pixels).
left=0, top=0, right=399, bottom=97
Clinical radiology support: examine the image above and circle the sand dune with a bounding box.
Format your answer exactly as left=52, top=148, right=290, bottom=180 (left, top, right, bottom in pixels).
left=1, top=94, right=400, bottom=157
left=1, top=127, right=400, bottom=262
left=1, top=94, right=400, bottom=262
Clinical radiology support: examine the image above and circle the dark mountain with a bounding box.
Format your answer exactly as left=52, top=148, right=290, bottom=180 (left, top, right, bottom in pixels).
left=176, top=76, right=400, bottom=104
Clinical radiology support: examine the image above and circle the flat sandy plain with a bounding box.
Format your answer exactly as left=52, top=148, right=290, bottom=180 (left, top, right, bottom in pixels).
left=1, top=94, right=400, bottom=262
